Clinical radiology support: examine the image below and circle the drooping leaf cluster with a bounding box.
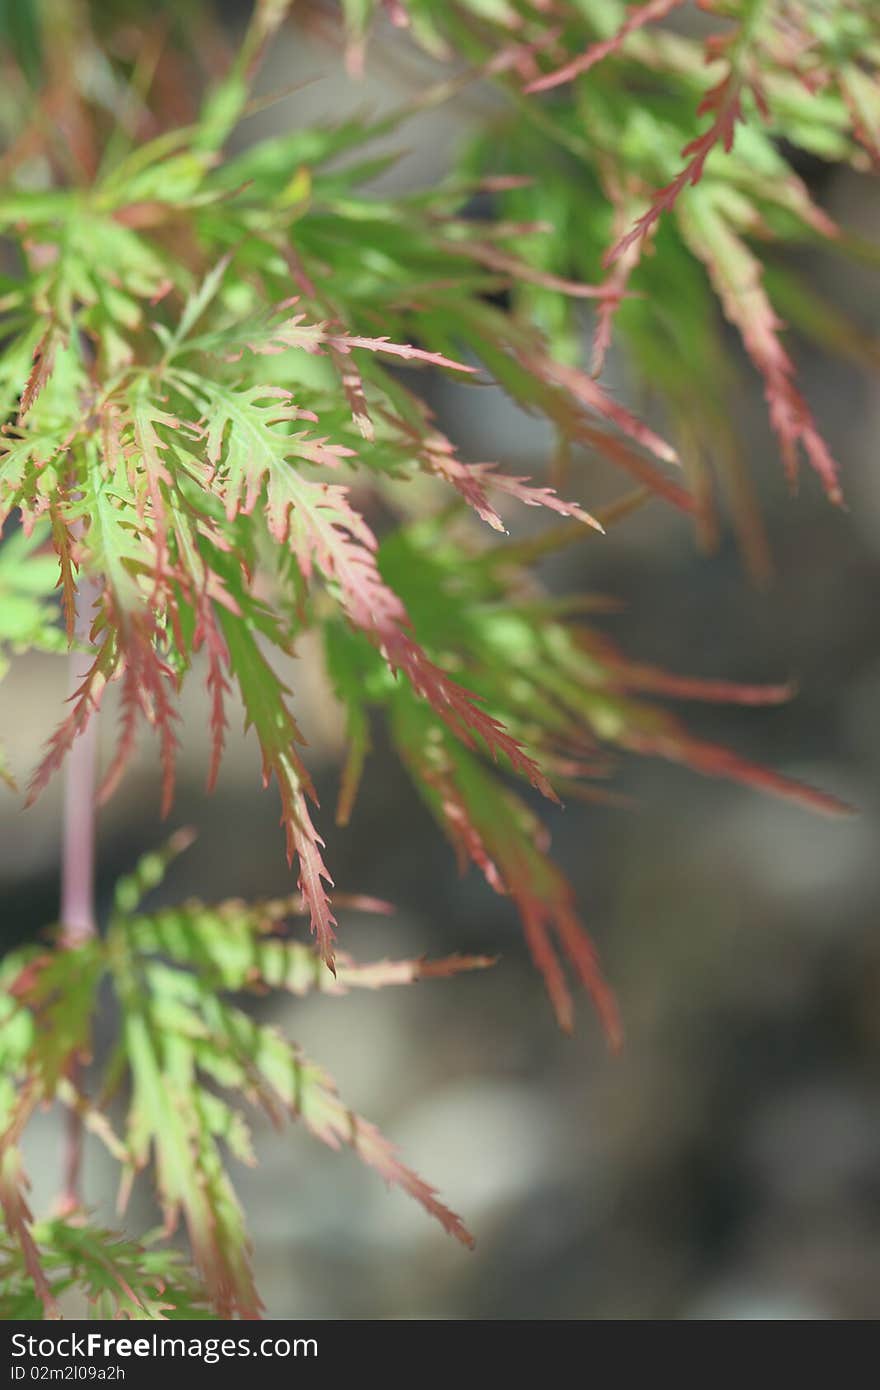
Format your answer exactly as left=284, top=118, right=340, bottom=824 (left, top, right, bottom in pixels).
left=0, top=0, right=874, bottom=1317
left=0, top=834, right=491, bottom=1317
left=0, top=1217, right=214, bottom=1320
left=347, top=0, right=880, bottom=571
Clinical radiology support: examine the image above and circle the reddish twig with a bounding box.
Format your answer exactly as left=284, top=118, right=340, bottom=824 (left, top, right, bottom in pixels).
left=58, top=574, right=100, bottom=1214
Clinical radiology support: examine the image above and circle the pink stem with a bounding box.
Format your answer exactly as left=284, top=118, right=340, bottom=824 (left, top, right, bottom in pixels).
left=58, top=575, right=100, bottom=1213
left=59, top=577, right=99, bottom=947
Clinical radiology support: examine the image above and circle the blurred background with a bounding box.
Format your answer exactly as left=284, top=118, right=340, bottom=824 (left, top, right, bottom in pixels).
left=2, top=6, right=880, bottom=1320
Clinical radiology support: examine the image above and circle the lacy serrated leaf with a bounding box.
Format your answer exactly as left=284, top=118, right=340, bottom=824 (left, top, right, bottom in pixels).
left=126, top=893, right=493, bottom=997
left=217, top=606, right=337, bottom=966
left=284, top=1040, right=475, bottom=1246
left=527, top=0, right=688, bottom=94
left=230, top=297, right=479, bottom=378
left=118, top=992, right=262, bottom=1319
left=191, top=375, right=556, bottom=805
left=679, top=189, right=843, bottom=501
left=393, top=697, right=621, bottom=1042
left=0, top=1147, right=56, bottom=1318
left=30, top=1219, right=214, bottom=1320
left=189, top=995, right=475, bottom=1248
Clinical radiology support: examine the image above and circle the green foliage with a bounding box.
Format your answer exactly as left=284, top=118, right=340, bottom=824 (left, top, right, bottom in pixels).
left=0, top=833, right=490, bottom=1317
left=0, top=0, right=874, bottom=1317
left=0, top=1220, right=214, bottom=1320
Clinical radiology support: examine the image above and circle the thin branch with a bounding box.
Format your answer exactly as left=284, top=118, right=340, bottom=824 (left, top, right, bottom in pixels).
left=59, top=577, right=100, bottom=946
left=58, top=574, right=100, bottom=1214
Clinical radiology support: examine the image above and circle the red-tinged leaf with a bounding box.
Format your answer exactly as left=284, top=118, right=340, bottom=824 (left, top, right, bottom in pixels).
left=49, top=500, right=79, bottom=644
left=219, top=940, right=493, bottom=997
left=238, top=299, right=478, bottom=376
left=27, top=633, right=117, bottom=807
left=98, top=617, right=180, bottom=817
left=680, top=197, right=843, bottom=501
left=287, top=784, right=337, bottom=973
left=329, top=343, right=374, bottom=440
left=526, top=352, right=679, bottom=466
left=0, top=1145, right=57, bottom=1318
left=577, top=632, right=796, bottom=705
left=411, top=426, right=604, bottom=534
left=450, top=302, right=693, bottom=512
left=480, top=22, right=571, bottom=87
left=98, top=663, right=141, bottom=809
left=488, top=489, right=650, bottom=568
left=446, top=236, right=629, bottom=302
left=18, top=325, right=60, bottom=424
left=519, top=897, right=577, bottom=1035
left=549, top=897, right=622, bottom=1047
left=217, top=609, right=338, bottom=966
left=397, top=717, right=619, bottom=1042
left=578, top=409, right=695, bottom=510
left=489, top=832, right=621, bottom=1045
left=327, top=334, right=475, bottom=374
left=620, top=724, right=854, bottom=817
left=193, top=599, right=231, bottom=794
left=202, top=383, right=553, bottom=798
left=526, top=0, right=688, bottom=93
left=334, top=952, right=495, bottom=990
left=619, top=669, right=795, bottom=705
left=590, top=200, right=642, bottom=376
left=413, top=751, right=505, bottom=894
left=321, top=892, right=393, bottom=916
left=379, top=414, right=506, bottom=533
left=606, top=73, right=746, bottom=267
left=427, top=445, right=506, bottom=532
left=370, top=604, right=556, bottom=798
left=290, top=1047, right=474, bottom=1247
left=592, top=281, right=626, bottom=378
left=129, top=896, right=490, bottom=1002
left=470, top=463, right=605, bottom=532
left=550, top=779, right=637, bottom=810
left=257, top=465, right=558, bottom=798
